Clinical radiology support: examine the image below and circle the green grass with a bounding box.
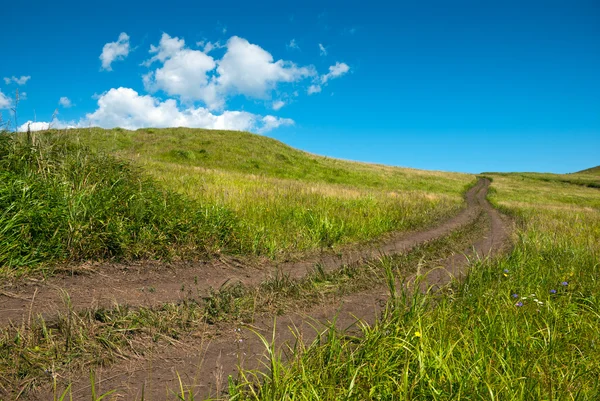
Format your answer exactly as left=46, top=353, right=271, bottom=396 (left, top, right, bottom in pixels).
left=230, top=173, right=600, bottom=400
left=0, top=215, right=485, bottom=396
left=0, top=128, right=472, bottom=276
left=0, top=131, right=238, bottom=277
left=487, top=171, right=600, bottom=189
left=72, top=127, right=470, bottom=193
left=576, top=165, right=600, bottom=175
left=75, top=127, right=473, bottom=259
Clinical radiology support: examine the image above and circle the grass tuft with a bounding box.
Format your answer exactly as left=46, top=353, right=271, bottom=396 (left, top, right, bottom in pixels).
left=0, top=131, right=239, bottom=277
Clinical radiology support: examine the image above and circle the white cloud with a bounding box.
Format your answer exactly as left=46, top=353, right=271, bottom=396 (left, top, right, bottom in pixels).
left=321, top=62, right=350, bottom=83
left=143, top=33, right=220, bottom=108
left=100, top=32, right=130, bottom=71
left=144, top=34, right=316, bottom=110
left=258, top=115, right=294, bottom=133
left=0, top=91, right=11, bottom=108
left=3, top=75, right=31, bottom=85
left=59, top=96, right=72, bottom=108
left=17, top=120, right=77, bottom=132
left=196, top=40, right=224, bottom=54
left=215, top=36, right=315, bottom=99
left=307, top=84, right=322, bottom=95
left=318, top=43, right=327, bottom=56
left=82, top=87, right=293, bottom=133
left=18, top=121, right=50, bottom=132
left=272, top=100, right=285, bottom=110
left=287, top=39, right=299, bottom=50
left=145, top=33, right=186, bottom=65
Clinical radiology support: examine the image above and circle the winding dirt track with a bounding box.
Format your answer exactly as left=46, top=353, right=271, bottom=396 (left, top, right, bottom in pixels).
left=1, top=179, right=489, bottom=325
left=5, top=178, right=512, bottom=400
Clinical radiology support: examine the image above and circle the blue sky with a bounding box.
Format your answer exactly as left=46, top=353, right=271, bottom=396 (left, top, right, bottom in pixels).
left=1, top=0, right=598, bottom=174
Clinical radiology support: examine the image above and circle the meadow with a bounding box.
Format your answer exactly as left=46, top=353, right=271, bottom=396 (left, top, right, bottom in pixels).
left=0, top=128, right=472, bottom=277
left=74, top=127, right=473, bottom=258
left=230, top=172, right=600, bottom=400
left=1, top=127, right=598, bottom=400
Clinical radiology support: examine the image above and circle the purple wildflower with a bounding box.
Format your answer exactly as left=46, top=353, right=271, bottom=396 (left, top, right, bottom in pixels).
left=515, top=301, right=523, bottom=307
left=561, top=281, right=568, bottom=286
left=511, top=293, right=519, bottom=299
left=550, top=289, right=557, bottom=294
left=503, top=269, right=509, bottom=274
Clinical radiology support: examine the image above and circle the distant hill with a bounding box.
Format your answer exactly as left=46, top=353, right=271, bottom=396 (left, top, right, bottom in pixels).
left=575, top=166, right=600, bottom=175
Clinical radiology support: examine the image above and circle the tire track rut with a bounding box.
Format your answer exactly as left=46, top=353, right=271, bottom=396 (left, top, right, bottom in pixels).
left=0, top=179, right=488, bottom=326
left=23, top=178, right=512, bottom=400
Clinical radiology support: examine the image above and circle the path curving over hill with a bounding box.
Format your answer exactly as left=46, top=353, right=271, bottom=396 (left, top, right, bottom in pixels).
left=1, top=179, right=489, bottom=325
left=14, top=178, right=512, bottom=400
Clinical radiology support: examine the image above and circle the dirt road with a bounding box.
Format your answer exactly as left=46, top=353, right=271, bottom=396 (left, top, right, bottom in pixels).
left=5, top=178, right=511, bottom=400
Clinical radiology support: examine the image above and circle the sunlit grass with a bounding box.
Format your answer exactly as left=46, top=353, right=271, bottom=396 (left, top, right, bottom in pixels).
left=59, top=127, right=474, bottom=259
left=0, top=128, right=473, bottom=275
left=230, top=173, right=600, bottom=400
left=142, top=160, right=464, bottom=257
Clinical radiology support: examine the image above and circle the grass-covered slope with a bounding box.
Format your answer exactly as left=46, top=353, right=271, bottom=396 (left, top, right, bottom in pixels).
left=0, top=128, right=472, bottom=275
left=0, top=132, right=236, bottom=276
left=489, top=171, right=600, bottom=189
left=75, top=127, right=468, bottom=192
left=232, top=173, right=600, bottom=400
left=576, top=165, right=600, bottom=175
left=72, top=128, right=473, bottom=257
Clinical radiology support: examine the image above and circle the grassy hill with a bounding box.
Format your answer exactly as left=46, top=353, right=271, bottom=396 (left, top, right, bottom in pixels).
left=232, top=169, right=600, bottom=400
left=488, top=171, right=600, bottom=189
left=74, top=127, right=468, bottom=192
left=576, top=165, right=600, bottom=175
left=0, top=128, right=472, bottom=276
left=70, top=128, right=473, bottom=257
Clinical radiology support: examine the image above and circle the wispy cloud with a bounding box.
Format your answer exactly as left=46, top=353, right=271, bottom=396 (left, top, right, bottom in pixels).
left=100, top=32, right=131, bottom=71
left=3, top=75, right=31, bottom=85
left=307, top=85, right=322, bottom=95
left=0, top=90, right=11, bottom=108
left=321, top=62, right=350, bottom=83
left=59, top=97, right=73, bottom=108
left=196, top=40, right=224, bottom=54
left=272, top=100, right=285, bottom=110
left=318, top=43, right=327, bottom=56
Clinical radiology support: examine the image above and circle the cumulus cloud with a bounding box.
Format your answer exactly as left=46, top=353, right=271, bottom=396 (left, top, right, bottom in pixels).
left=100, top=32, right=130, bottom=71
left=145, top=33, right=186, bottom=65
left=143, top=33, right=220, bottom=108
left=318, top=43, right=327, bottom=56
left=287, top=39, right=299, bottom=50
left=321, top=62, right=350, bottom=83
left=59, top=97, right=72, bottom=108
left=82, top=87, right=293, bottom=133
left=18, top=121, right=51, bottom=132
left=0, top=91, right=11, bottom=108
left=17, top=120, right=77, bottom=132
left=144, top=33, right=316, bottom=110
left=307, top=85, right=322, bottom=95
left=3, top=75, right=31, bottom=85
left=215, top=36, right=315, bottom=99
